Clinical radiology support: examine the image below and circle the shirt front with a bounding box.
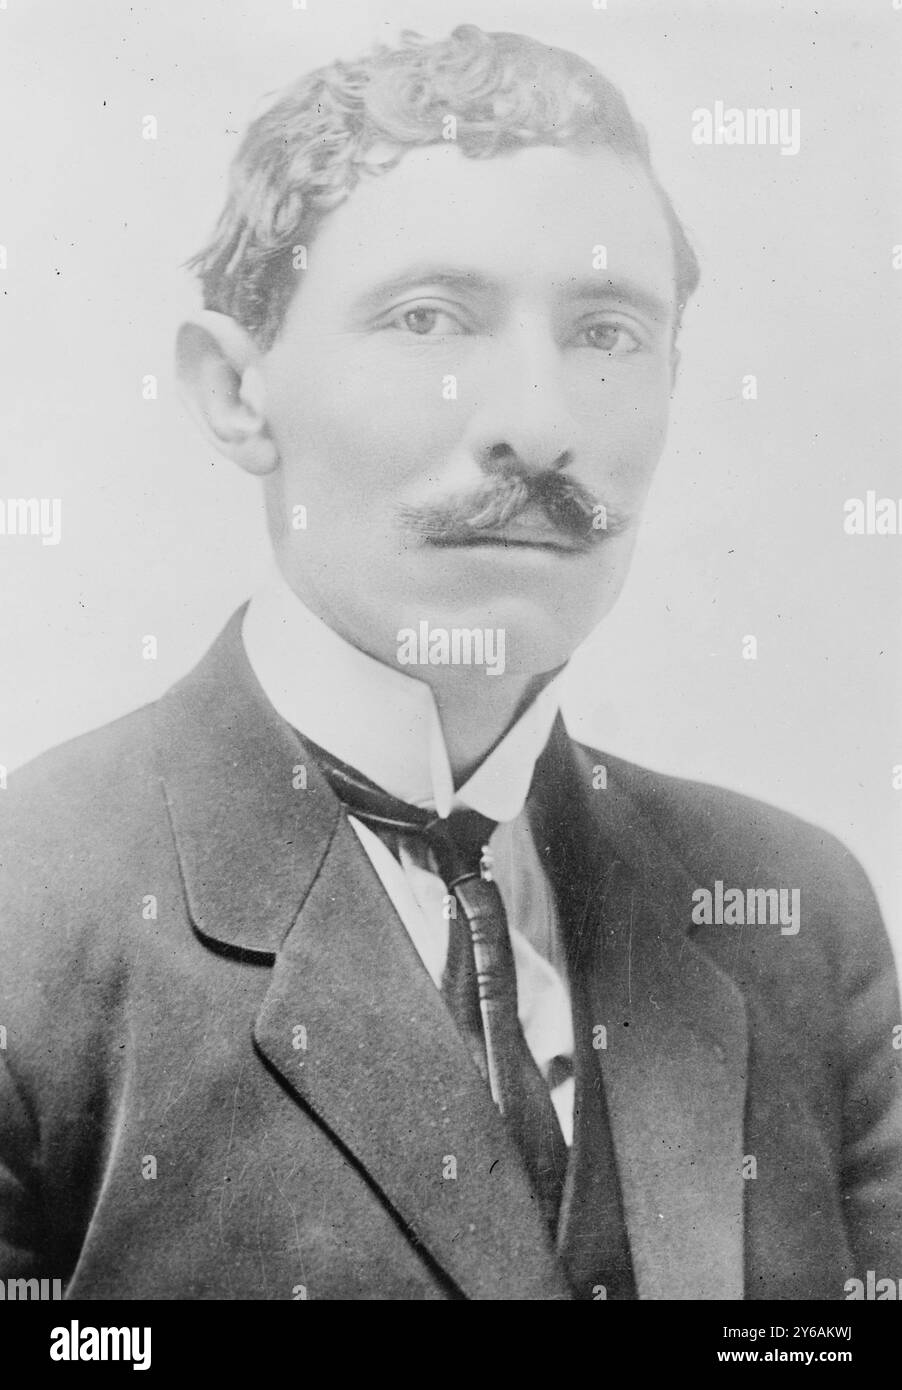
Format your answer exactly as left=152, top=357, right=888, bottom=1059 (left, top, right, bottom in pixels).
left=242, top=568, right=576, bottom=1142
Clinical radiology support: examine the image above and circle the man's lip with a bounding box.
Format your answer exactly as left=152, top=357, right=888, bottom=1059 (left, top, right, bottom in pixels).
left=441, top=533, right=580, bottom=552
left=426, top=521, right=585, bottom=553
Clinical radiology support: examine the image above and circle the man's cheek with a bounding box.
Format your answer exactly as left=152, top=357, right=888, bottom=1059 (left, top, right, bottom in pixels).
left=326, top=366, right=449, bottom=442
left=585, top=421, right=666, bottom=505
left=614, top=402, right=670, bottom=485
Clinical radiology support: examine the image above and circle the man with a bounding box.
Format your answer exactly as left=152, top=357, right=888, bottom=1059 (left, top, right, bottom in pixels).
left=1, top=25, right=900, bottom=1301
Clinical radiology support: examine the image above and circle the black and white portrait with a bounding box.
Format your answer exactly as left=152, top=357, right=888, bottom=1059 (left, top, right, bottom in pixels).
left=1, top=0, right=900, bottom=1316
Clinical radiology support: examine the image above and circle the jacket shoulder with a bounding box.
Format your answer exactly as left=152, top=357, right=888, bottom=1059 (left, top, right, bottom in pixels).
left=0, top=699, right=179, bottom=994
left=571, top=739, right=878, bottom=912
left=1, top=701, right=164, bottom=856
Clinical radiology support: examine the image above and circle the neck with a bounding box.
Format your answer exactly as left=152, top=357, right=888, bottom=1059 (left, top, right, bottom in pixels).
left=427, top=667, right=557, bottom=784
left=269, top=556, right=562, bottom=783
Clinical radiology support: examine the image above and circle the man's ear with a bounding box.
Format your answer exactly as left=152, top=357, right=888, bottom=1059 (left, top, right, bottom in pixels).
left=175, top=310, right=278, bottom=475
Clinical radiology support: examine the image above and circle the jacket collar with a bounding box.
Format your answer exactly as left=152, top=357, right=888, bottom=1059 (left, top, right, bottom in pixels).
left=156, top=606, right=341, bottom=958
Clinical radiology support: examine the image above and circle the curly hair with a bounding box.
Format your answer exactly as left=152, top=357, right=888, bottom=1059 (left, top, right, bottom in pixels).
left=188, top=24, right=700, bottom=348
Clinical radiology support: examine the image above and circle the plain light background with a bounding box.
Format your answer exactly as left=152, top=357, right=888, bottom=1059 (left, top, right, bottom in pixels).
left=1, top=0, right=900, bottom=966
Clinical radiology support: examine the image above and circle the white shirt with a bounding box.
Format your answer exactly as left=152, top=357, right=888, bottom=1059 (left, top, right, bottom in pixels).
left=242, top=569, right=576, bottom=1142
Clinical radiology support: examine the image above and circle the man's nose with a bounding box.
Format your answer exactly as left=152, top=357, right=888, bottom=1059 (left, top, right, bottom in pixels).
left=463, top=334, right=578, bottom=478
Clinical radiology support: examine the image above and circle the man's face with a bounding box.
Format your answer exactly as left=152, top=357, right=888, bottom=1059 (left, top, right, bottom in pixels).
left=260, top=142, right=678, bottom=676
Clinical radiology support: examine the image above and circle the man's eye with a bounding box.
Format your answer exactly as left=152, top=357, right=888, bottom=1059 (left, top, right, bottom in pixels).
left=387, top=305, right=464, bottom=336
left=580, top=322, right=641, bottom=355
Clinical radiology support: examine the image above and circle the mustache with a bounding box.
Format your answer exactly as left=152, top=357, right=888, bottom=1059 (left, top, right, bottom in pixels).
left=399, top=472, right=630, bottom=550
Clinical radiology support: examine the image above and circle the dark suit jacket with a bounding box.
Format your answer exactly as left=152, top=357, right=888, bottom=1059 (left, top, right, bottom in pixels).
left=1, top=610, right=900, bottom=1300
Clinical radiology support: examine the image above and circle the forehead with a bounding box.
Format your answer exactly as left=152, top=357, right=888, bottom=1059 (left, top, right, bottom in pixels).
left=295, top=142, right=677, bottom=318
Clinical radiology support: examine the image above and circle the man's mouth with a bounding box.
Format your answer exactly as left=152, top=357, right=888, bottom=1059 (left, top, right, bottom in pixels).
left=428, top=529, right=585, bottom=554
left=423, top=502, right=592, bottom=554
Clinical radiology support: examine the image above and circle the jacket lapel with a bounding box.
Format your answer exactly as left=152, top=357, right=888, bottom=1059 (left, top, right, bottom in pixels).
left=156, top=612, right=573, bottom=1300
left=531, top=724, right=749, bottom=1300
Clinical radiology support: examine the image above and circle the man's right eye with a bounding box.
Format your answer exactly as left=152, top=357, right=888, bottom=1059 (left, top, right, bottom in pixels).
left=384, top=303, right=466, bottom=336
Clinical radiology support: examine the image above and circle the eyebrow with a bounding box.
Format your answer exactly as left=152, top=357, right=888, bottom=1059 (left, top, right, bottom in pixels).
left=349, top=268, right=495, bottom=317
left=562, top=276, right=674, bottom=325
left=348, top=264, right=675, bottom=326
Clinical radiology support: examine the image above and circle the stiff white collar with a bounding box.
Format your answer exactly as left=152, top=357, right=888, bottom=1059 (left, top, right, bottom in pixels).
left=241, top=569, right=564, bottom=822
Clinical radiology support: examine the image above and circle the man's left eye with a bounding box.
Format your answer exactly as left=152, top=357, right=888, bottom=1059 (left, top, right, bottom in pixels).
left=389, top=305, right=465, bottom=336
left=579, top=322, right=641, bottom=355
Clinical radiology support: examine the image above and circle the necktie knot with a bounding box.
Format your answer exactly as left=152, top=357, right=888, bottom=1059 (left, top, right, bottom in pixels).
left=314, top=745, right=497, bottom=882
left=424, top=808, right=497, bottom=887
